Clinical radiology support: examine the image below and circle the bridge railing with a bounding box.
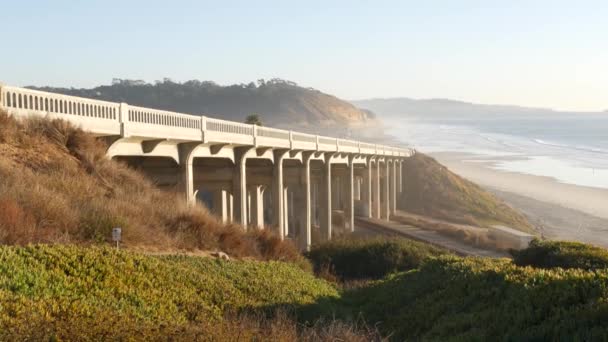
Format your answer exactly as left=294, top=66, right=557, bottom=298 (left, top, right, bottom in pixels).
left=1, top=85, right=121, bottom=135
left=126, top=104, right=202, bottom=141
left=256, top=126, right=291, bottom=148
left=0, top=84, right=413, bottom=157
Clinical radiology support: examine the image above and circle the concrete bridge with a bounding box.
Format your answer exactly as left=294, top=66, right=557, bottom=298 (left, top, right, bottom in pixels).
left=0, top=84, right=413, bottom=250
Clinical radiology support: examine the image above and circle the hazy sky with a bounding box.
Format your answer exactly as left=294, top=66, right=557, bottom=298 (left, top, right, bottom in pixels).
left=1, top=0, right=607, bottom=111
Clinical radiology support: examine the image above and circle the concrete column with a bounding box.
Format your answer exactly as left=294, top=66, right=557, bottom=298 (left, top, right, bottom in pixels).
left=384, top=160, right=391, bottom=221
left=283, top=186, right=289, bottom=236
left=182, top=161, right=195, bottom=204
left=365, top=158, right=373, bottom=218
left=232, top=149, right=251, bottom=226
left=346, top=155, right=355, bottom=232
left=397, top=160, right=403, bottom=193
left=249, top=185, right=264, bottom=228
left=374, top=159, right=381, bottom=219
left=320, top=153, right=334, bottom=241
left=178, top=143, right=199, bottom=205
left=213, top=189, right=231, bottom=223
left=300, top=153, right=313, bottom=250
left=273, top=150, right=288, bottom=239
left=391, top=160, right=397, bottom=214
left=227, top=192, right=234, bottom=222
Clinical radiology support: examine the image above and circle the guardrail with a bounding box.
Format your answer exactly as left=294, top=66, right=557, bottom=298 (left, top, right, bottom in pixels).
left=0, top=84, right=413, bottom=157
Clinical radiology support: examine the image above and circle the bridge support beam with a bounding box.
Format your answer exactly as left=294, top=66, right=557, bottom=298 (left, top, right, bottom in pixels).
left=346, top=155, right=355, bottom=232
left=374, top=159, right=381, bottom=219
left=273, top=150, right=288, bottom=239
left=178, top=143, right=199, bottom=205
left=364, top=158, right=373, bottom=218
left=384, top=160, right=391, bottom=221
left=249, top=185, right=264, bottom=228
left=299, top=152, right=313, bottom=250
left=391, top=159, right=397, bottom=215
left=233, top=148, right=253, bottom=226
left=320, top=153, right=334, bottom=241
left=212, top=189, right=231, bottom=223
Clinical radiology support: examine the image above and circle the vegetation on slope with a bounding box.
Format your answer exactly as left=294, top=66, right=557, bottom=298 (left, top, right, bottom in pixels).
left=0, top=245, right=339, bottom=340
left=304, top=238, right=608, bottom=341
left=0, top=111, right=306, bottom=267
left=306, top=237, right=447, bottom=280
left=32, top=78, right=376, bottom=128
left=400, top=153, right=534, bottom=232
left=512, top=239, right=608, bottom=270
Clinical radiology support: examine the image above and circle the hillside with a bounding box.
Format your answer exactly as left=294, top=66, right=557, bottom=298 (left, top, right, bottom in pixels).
left=0, top=110, right=306, bottom=266
left=31, top=79, right=378, bottom=131
left=0, top=245, right=338, bottom=340
left=400, top=153, right=534, bottom=232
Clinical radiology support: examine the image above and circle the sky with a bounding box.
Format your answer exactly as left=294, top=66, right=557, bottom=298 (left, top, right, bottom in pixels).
left=1, top=0, right=607, bottom=111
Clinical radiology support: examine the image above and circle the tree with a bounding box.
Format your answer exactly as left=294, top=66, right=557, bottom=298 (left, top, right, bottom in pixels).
left=245, top=114, right=263, bottom=126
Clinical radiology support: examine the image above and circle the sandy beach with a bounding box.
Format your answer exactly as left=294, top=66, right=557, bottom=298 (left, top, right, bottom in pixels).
left=431, top=152, right=608, bottom=247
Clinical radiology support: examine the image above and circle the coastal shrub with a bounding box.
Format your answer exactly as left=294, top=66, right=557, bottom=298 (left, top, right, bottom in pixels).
left=0, top=245, right=336, bottom=340
left=306, top=237, right=446, bottom=280
left=0, top=111, right=306, bottom=266
left=308, top=255, right=608, bottom=340
left=512, top=239, right=608, bottom=270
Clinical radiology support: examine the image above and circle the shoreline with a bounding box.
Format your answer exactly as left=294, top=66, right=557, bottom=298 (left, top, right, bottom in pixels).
left=429, top=151, right=608, bottom=247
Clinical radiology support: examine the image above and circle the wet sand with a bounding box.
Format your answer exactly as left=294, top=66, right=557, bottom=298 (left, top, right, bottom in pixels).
left=430, top=152, right=608, bottom=247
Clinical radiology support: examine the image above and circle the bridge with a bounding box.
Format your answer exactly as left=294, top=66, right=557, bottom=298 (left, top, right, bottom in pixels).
left=0, top=84, right=413, bottom=250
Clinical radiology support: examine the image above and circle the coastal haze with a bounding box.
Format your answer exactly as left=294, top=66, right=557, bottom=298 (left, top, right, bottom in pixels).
left=354, top=98, right=608, bottom=246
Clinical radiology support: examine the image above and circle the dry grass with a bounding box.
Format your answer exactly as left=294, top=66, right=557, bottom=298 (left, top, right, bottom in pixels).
left=0, top=111, right=306, bottom=265
left=6, top=309, right=385, bottom=341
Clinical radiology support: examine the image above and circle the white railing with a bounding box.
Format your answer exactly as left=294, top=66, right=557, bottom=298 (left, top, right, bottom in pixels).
left=128, top=105, right=201, bottom=129
left=292, top=132, right=316, bottom=143
left=257, top=126, right=290, bottom=140
left=0, top=84, right=413, bottom=157
left=206, top=117, right=253, bottom=135
left=2, top=85, right=120, bottom=121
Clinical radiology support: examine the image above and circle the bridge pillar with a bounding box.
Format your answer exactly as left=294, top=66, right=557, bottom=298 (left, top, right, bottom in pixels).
left=397, top=160, right=403, bottom=193
left=249, top=185, right=264, bottom=228
left=383, top=160, right=391, bottom=221
left=346, top=155, right=355, bottom=232
left=213, top=189, right=231, bottom=223
left=320, top=153, right=334, bottom=241
left=233, top=148, right=252, bottom=226
left=363, top=158, right=372, bottom=218
left=178, top=143, right=199, bottom=205
left=391, top=159, right=397, bottom=214
left=299, top=152, right=313, bottom=250
left=273, top=150, right=288, bottom=239
left=374, top=159, right=381, bottom=219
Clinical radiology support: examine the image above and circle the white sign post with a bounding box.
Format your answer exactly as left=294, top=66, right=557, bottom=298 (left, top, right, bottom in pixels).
left=112, top=228, right=122, bottom=249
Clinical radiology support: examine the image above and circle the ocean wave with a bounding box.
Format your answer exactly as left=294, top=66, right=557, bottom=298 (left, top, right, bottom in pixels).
left=533, top=139, right=608, bottom=155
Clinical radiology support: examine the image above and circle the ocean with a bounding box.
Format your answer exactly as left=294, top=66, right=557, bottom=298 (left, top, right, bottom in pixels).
left=388, top=114, right=608, bottom=190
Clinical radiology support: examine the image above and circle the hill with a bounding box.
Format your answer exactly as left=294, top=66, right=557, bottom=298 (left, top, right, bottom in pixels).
left=400, top=153, right=534, bottom=232
left=0, top=110, right=307, bottom=266
left=352, top=97, right=604, bottom=120
left=31, top=79, right=378, bottom=132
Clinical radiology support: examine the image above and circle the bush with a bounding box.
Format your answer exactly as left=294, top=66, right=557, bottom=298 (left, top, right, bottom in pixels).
left=0, top=245, right=336, bottom=340
left=306, top=237, right=447, bottom=280
left=512, top=239, right=608, bottom=270
left=308, top=255, right=608, bottom=340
